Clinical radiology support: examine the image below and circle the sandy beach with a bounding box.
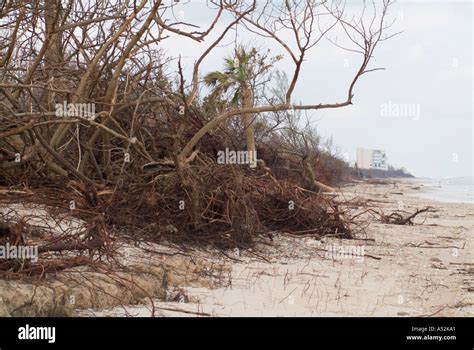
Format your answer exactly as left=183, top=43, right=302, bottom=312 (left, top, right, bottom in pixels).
left=70, top=179, right=472, bottom=317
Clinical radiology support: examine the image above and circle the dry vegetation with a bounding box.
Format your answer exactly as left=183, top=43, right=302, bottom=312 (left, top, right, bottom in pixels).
left=0, top=0, right=401, bottom=277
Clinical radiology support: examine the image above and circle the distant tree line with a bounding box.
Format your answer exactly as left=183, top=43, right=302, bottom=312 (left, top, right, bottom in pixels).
left=354, top=165, right=414, bottom=179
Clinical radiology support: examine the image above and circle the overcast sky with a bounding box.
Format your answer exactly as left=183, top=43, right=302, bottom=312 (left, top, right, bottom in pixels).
left=159, top=0, right=472, bottom=179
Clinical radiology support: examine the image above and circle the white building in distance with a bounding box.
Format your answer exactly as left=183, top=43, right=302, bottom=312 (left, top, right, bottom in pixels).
left=356, top=148, right=388, bottom=170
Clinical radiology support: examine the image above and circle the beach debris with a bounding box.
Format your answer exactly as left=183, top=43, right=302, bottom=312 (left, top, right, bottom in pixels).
left=0, top=190, right=112, bottom=278
left=366, top=206, right=437, bottom=226
left=0, top=159, right=358, bottom=278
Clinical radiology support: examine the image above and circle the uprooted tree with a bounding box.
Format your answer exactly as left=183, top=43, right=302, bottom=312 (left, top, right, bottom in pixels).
left=0, top=0, right=398, bottom=274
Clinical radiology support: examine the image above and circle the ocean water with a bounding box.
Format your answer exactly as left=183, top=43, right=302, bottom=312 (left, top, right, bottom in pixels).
left=414, top=176, right=474, bottom=204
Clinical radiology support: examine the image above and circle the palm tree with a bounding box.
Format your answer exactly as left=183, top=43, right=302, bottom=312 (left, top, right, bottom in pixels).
left=204, top=46, right=257, bottom=154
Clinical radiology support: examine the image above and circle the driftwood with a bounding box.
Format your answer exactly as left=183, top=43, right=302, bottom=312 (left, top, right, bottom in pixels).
left=378, top=207, right=436, bottom=226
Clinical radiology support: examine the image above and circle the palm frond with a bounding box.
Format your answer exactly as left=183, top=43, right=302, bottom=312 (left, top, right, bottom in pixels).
left=203, top=71, right=228, bottom=87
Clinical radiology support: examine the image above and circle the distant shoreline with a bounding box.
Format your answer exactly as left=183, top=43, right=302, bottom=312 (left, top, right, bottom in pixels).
left=405, top=177, right=474, bottom=204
